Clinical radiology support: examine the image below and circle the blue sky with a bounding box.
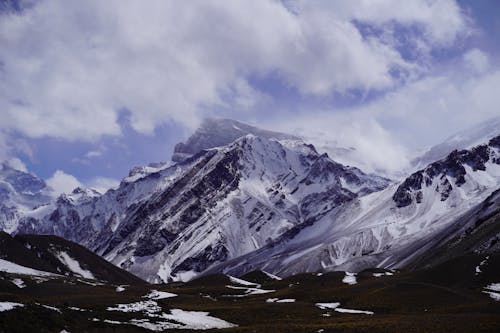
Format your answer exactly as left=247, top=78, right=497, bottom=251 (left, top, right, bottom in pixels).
left=1, top=0, right=499, bottom=193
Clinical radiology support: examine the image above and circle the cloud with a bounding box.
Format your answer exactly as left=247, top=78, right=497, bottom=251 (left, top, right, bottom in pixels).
left=0, top=0, right=471, bottom=142
left=4, top=157, right=28, bottom=172
left=357, top=68, right=500, bottom=149
left=274, top=45, right=500, bottom=176
left=87, top=176, right=119, bottom=193
left=46, top=170, right=82, bottom=195
left=84, top=150, right=103, bottom=159
left=463, top=48, right=490, bottom=74
left=274, top=112, right=410, bottom=176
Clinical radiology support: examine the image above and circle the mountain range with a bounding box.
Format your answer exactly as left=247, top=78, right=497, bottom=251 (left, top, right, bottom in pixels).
left=1, top=118, right=499, bottom=284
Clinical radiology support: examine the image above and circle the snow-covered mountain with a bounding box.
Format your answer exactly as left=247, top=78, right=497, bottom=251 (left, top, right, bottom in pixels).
left=16, top=133, right=389, bottom=282
left=3, top=119, right=500, bottom=284
left=209, top=135, right=500, bottom=277
left=412, top=116, right=500, bottom=169
left=0, top=162, right=52, bottom=233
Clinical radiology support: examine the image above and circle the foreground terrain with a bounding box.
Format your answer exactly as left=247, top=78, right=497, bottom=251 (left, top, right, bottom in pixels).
left=1, top=252, right=499, bottom=332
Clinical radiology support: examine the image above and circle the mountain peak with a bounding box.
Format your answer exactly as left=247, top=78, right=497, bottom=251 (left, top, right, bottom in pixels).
left=172, top=118, right=299, bottom=162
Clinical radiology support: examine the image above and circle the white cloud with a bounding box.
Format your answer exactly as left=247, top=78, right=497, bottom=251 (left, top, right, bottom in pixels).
left=330, top=0, right=470, bottom=45
left=46, top=170, right=83, bottom=195
left=357, top=68, right=500, bottom=149
left=274, top=45, right=500, bottom=176
left=5, top=157, right=28, bottom=172
left=87, top=177, right=119, bottom=193
left=463, top=48, right=490, bottom=74
left=0, top=0, right=471, bottom=141
left=85, top=150, right=102, bottom=159
left=275, top=112, right=410, bottom=177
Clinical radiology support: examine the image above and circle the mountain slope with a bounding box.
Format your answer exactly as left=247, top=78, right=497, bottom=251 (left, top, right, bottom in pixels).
left=210, top=135, right=500, bottom=277
left=0, top=231, right=144, bottom=284
left=403, top=187, right=500, bottom=270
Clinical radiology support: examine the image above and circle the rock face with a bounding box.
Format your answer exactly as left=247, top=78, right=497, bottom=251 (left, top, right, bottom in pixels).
left=172, top=118, right=299, bottom=162
left=16, top=133, right=389, bottom=282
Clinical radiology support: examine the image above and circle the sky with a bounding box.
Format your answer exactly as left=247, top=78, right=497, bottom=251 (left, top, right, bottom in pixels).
left=0, top=0, right=499, bottom=193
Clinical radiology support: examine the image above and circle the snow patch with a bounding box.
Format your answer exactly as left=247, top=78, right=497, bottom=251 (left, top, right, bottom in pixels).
left=334, top=308, right=374, bottom=315
left=315, top=302, right=373, bottom=315
left=107, top=300, right=161, bottom=314
left=342, top=272, right=357, bottom=285
left=11, top=278, right=26, bottom=288
left=55, top=251, right=95, bottom=279
left=38, top=304, right=62, bottom=313
left=144, top=290, right=177, bottom=300
left=225, top=285, right=275, bottom=297
left=68, top=306, right=86, bottom=311
left=266, top=298, right=295, bottom=303
left=0, top=258, right=56, bottom=277
left=483, top=283, right=500, bottom=301
left=228, top=275, right=259, bottom=286
left=475, top=256, right=489, bottom=275
left=0, top=301, right=24, bottom=312
left=315, top=302, right=340, bottom=310
left=104, top=299, right=236, bottom=330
